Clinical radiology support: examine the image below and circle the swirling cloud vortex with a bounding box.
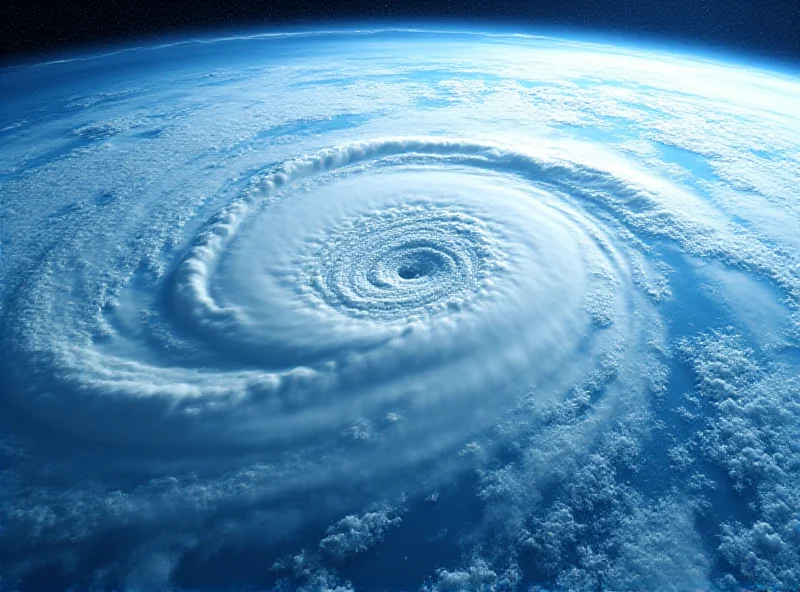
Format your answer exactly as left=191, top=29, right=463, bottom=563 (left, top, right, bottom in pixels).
left=7, top=138, right=644, bottom=459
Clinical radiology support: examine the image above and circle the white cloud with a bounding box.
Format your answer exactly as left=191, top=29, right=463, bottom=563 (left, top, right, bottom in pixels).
left=1, top=27, right=798, bottom=591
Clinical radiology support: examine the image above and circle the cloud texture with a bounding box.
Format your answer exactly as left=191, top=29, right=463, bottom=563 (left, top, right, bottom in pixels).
left=1, top=28, right=799, bottom=591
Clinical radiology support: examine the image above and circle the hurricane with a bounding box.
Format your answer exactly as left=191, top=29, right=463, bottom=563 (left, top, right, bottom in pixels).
left=1, top=28, right=799, bottom=592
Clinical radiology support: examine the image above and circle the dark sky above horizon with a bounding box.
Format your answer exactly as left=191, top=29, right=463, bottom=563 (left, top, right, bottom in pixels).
left=3, top=0, right=800, bottom=64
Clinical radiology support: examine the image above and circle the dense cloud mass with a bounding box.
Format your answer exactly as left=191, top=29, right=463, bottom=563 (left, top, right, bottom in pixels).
left=1, top=29, right=799, bottom=591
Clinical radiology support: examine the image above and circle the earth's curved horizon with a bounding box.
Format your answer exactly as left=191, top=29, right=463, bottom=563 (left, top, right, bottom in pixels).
left=1, top=27, right=799, bottom=592
left=6, top=25, right=800, bottom=73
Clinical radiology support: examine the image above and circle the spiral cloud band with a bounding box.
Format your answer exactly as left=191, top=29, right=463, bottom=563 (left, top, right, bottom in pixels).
left=5, top=138, right=644, bottom=456
left=1, top=29, right=799, bottom=591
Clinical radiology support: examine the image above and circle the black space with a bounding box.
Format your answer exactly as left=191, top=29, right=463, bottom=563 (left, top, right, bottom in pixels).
left=2, top=0, right=800, bottom=63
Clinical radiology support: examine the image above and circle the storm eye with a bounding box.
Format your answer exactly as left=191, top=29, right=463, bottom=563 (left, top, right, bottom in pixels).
left=398, top=263, right=425, bottom=279
left=396, top=252, right=439, bottom=280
